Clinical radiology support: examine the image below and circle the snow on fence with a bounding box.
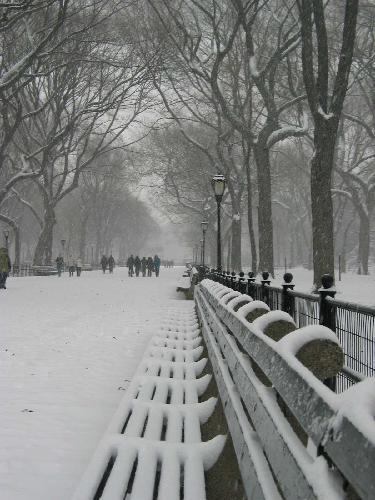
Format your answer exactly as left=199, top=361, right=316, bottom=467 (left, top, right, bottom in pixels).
left=207, top=270, right=375, bottom=392
left=195, top=279, right=375, bottom=500
left=73, top=304, right=225, bottom=500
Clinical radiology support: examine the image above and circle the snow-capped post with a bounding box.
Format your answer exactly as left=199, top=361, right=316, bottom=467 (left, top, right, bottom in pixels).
left=238, top=272, right=246, bottom=294
left=281, top=273, right=295, bottom=316
left=247, top=271, right=256, bottom=298
left=319, top=274, right=337, bottom=391
left=261, top=271, right=271, bottom=305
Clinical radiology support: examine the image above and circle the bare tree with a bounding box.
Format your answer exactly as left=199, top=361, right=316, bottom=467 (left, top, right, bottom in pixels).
left=297, top=0, right=359, bottom=286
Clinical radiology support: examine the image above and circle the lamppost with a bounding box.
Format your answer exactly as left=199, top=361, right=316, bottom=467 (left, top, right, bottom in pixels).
left=211, top=174, right=226, bottom=271
left=3, top=229, right=9, bottom=249
left=200, top=239, right=204, bottom=265
left=201, top=220, right=208, bottom=267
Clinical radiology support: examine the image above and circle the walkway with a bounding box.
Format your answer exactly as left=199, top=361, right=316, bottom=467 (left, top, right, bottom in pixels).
left=0, top=267, right=185, bottom=500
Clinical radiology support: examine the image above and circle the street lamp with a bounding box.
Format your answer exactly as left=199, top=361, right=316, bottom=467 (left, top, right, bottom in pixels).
left=199, top=239, right=204, bottom=265
left=201, top=220, right=208, bottom=267
left=3, top=229, right=9, bottom=249
left=211, top=174, right=226, bottom=270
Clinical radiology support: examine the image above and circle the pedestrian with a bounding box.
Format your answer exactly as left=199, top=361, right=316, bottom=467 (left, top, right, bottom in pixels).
left=154, top=254, right=161, bottom=277
left=134, top=255, right=141, bottom=277
left=108, top=254, right=115, bottom=273
left=56, top=255, right=64, bottom=277
left=0, top=247, right=11, bottom=289
left=67, top=254, right=75, bottom=277
left=127, top=254, right=134, bottom=276
left=76, top=257, right=82, bottom=277
left=101, top=255, right=108, bottom=273
left=141, top=257, right=147, bottom=277
left=147, top=256, right=153, bottom=277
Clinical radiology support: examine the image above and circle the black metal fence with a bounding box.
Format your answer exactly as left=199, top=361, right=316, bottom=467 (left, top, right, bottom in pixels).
left=206, top=270, right=374, bottom=393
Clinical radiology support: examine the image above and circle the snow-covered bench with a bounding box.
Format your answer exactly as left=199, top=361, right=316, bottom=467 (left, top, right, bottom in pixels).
left=31, top=265, right=58, bottom=276
left=73, top=305, right=225, bottom=500
left=195, top=279, right=375, bottom=500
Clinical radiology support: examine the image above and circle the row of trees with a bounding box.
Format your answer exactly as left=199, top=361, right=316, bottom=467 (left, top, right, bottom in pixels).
left=0, top=0, right=162, bottom=264
left=137, top=0, right=373, bottom=286
left=1, top=1, right=374, bottom=285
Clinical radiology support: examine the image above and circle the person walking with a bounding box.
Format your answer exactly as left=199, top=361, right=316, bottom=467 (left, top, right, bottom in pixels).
left=147, top=256, right=153, bottom=277
left=141, top=257, right=147, bottom=277
left=127, top=254, right=134, bottom=276
left=101, top=255, right=108, bottom=273
left=56, top=255, right=64, bottom=277
left=153, top=254, right=161, bottom=277
left=67, top=254, right=75, bottom=277
left=134, top=255, right=141, bottom=277
left=0, top=247, right=11, bottom=289
left=76, top=257, right=82, bottom=277
left=108, top=254, right=115, bottom=273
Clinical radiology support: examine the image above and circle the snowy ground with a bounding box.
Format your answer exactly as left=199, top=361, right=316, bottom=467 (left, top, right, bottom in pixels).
left=0, top=267, right=185, bottom=500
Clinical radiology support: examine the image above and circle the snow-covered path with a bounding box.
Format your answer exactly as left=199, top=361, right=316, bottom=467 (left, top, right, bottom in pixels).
left=0, top=267, right=185, bottom=500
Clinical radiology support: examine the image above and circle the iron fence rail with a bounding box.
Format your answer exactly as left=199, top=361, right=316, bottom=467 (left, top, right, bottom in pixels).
left=207, top=271, right=374, bottom=393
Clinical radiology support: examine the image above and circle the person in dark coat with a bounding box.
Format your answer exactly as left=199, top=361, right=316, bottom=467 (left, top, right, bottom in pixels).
left=67, top=255, right=75, bottom=277
left=108, top=255, right=115, bottom=273
left=101, top=255, right=108, bottom=273
left=141, top=257, right=147, bottom=277
left=134, top=256, right=141, bottom=277
left=127, top=254, right=134, bottom=276
left=147, top=256, right=153, bottom=277
left=56, top=255, right=64, bottom=277
left=153, top=254, right=161, bottom=277
left=0, top=247, right=11, bottom=289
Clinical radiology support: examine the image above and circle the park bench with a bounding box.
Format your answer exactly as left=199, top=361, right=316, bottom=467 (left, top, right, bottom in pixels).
left=73, top=305, right=226, bottom=500
left=195, top=279, right=375, bottom=500
left=31, top=265, right=58, bottom=276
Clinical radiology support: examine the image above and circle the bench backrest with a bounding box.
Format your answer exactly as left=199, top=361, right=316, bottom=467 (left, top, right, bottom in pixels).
left=195, top=279, right=375, bottom=500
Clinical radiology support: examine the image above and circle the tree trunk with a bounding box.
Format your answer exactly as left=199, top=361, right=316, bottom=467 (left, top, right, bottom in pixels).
left=231, top=213, right=241, bottom=271
left=33, top=206, right=56, bottom=265
left=311, top=127, right=336, bottom=287
left=253, top=141, right=274, bottom=276
left=79, top=214, right=89, bottom=261
left=0, top=214, right=20, bottom=269
left=245, top=153, right=258, bottom=273
left=357, top=215, right=369, bottom=275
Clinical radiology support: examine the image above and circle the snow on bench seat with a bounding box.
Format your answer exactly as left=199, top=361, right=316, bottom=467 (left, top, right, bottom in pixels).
left=73, top=305, right=225, bottom=500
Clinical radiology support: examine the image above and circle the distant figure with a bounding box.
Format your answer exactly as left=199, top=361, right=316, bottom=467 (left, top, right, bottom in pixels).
left=56, top=255, right=64, bottom=277
left=101, top=255, right=108, bottom=274
left=147, top=256, right=154, bottom=277
left=134, top=255, right=141, bottom=277
left=154, top=254, right=161, bottom=277
left=67, top=255, right=75, bottom=277
left=127, top=254, right=134, bottom=277
left=108, top=255, right=115, bottom=273
left=141, top=257, right=147, bottom=277
left=76, top=257, right=82, bottom=277
left=0, top=247, right=11, bottom=289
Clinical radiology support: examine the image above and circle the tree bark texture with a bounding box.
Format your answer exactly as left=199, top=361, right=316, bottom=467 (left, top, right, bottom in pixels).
left=33, top=206, right=56, bottom=265
left=254, top=142, right=274, bottom=276
left=231, top=216, right=241, bottom=271
left=311, top=126, right=336, bottom=285
left=358, top=216, right=370, bottom=275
